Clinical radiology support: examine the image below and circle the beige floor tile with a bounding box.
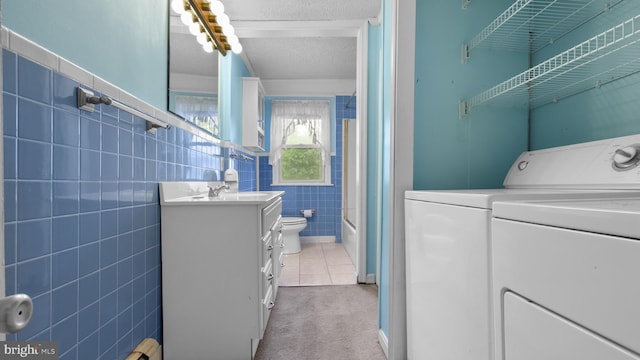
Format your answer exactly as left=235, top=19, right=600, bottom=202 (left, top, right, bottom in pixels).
left=282, top=254, right=300, bottom=269
left=280, top=264, right=298, bottom=276
left=321, top=242, right=343, bottom=249
left=328, top=264, right=356, bottom=275
left=324, top=254, right=354, bottom=266
left=278, top=242, right=357, bottom=287
left=278, top=272, right=300, bottom=287
left=299, top=273, right=332, bottom=286
left=299, top=248, right=323, bottom=257
left=299, top=260, right=328, bottom=275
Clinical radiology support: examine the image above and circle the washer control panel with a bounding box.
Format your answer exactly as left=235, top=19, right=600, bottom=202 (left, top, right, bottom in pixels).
left=504, top=134, right=640, bottom=189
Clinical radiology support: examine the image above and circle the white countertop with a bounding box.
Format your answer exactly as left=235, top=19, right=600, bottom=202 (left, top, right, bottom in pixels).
left=160, top=191, right=284, bottom=206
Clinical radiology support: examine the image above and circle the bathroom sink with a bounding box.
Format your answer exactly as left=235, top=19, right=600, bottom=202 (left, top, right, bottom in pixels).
left=191, top=192, right=272, bottom=201
left=159, top=182, right=283, bottom=206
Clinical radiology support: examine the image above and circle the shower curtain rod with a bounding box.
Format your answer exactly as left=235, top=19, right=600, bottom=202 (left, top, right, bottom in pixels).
left=345, top=90, right=356, bottom=108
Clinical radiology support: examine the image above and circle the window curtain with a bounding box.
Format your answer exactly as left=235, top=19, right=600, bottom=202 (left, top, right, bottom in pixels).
left=269, top=100, right=331, bottom=166
left=174, top=94, right=219, bottom=135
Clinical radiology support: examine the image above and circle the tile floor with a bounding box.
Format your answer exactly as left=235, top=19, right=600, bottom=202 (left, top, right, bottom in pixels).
left=279, top=242, right=357, bottom=286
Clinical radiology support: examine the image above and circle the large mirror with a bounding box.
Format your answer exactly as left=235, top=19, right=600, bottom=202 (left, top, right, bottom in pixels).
left=168, top=13, right=220, bottom=137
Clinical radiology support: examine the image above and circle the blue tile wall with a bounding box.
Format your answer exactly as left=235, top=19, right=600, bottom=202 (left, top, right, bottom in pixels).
left=3, top=49, right=226, bottom=360
left=259, top=96, right=354, bottom=243
left=224, top=148, right=257, bottom=191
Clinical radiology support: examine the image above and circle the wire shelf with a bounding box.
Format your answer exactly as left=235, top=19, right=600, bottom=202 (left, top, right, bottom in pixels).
left=467, top=0, right=624, bottom=54
left=462, top=14, right=640, bottom=114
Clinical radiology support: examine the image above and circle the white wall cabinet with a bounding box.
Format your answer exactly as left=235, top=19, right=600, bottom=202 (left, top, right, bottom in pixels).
left=160, top=193, right=283, bottom=360
left=242, top=77, right=266, bottom=151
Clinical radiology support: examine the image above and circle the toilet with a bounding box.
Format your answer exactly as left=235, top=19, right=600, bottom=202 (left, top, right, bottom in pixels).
left=281, top=217, right=307, bottom=254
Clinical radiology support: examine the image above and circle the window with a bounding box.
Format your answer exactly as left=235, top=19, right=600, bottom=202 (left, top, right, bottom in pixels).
left=269, top=100, right=332, bottom=185
left=172, top=93, right=219, bottom=136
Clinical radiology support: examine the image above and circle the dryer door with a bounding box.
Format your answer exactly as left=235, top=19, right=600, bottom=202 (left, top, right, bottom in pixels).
left=503, top=292, right=640, bottom=360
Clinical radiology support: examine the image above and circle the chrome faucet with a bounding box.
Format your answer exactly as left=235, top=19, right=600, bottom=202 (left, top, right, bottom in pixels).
left=208, top=184, right=229, bottom=197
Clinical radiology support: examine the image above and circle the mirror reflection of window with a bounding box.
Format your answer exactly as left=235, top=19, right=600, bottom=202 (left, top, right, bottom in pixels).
left=171, top=93, right=219, bottom=136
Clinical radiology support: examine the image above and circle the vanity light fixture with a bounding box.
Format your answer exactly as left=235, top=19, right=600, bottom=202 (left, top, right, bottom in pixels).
left=170, top=0, right=242, bottom=55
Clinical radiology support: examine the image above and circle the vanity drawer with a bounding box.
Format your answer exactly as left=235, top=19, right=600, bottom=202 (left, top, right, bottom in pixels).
left=278, top=252, right=285, bottom=272
left=262, top=258, right=274, bottom=295
left=262, top=231, right=273, bottom=266
left=272, top=222, right=283, bottom=247
left=262, top=199, right=282, bottom=236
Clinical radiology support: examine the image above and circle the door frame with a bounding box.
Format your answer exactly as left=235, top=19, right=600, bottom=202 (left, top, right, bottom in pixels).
left=355, top=20, right=370, bottom=284
left=0, top=0, right=8, bottom=342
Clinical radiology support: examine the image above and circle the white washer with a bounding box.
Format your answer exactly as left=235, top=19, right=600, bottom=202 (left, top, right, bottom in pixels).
left=405, top=134, right=640, bottom=360
left=492, top=197, right=640, bottom=360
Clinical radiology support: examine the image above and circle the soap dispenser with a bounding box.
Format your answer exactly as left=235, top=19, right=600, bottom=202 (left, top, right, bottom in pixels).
left=224, top=168, right=239, bottom=193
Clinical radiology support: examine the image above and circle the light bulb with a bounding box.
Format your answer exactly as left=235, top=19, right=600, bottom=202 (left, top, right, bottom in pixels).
left=203, top=41, right=214, bottom=53
left=180, top=11, right=194, bottom=26
left=210, top=0, right=224, bottom=15
left=217, top=13, right=230, bottom=28
left=196, top=32, right=208, bottom=45
left=231, top=42, right=243, bottom=54
left=222, top=24, right=235, bottom=37
left=227, top=34, right=239, bottom=46
left=189, top=22, right=201, bottom=36
left=171, top=0, right=186, bottom=14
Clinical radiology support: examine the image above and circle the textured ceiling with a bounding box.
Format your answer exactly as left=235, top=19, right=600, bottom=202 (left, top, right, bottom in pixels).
left=223, top=0, right=381, bottom=21
left=169, top=0, right=380, bottom=91
left=242, top=37, right=357, bottom=80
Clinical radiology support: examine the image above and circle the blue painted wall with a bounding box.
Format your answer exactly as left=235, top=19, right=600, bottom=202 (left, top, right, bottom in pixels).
left=3, top=0, right=168, bottom=110
left=218, top=53, right=251, bottom=144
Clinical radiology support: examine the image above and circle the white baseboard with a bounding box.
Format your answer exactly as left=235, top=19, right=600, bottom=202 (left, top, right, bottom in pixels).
left=366, top=273, right=376, bottom=284
left=378, top=329, right=389, bottom=359
left=300, top=236, right=336, bottom=243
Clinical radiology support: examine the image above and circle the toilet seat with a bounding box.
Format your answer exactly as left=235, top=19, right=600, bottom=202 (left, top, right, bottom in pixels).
left=281, top=217, right=306, bottom=226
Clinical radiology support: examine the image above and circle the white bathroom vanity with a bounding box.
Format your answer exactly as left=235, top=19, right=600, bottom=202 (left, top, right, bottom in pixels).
left=159, top=182, right=284, bottom=359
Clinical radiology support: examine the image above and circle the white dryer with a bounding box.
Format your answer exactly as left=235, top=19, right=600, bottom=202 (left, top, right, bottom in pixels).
left=492, top=197, right=640, bottom=360
left=405, top=134, right=640, bottom=360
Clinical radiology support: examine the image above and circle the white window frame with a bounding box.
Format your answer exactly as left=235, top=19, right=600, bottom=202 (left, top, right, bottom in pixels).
left=270, top=100, right=332, bottom=186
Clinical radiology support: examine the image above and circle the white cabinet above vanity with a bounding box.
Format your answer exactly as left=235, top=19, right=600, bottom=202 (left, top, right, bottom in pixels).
left=159, top=182, right=284, bottom=360
left=242, top=77, right=266, bottom=151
